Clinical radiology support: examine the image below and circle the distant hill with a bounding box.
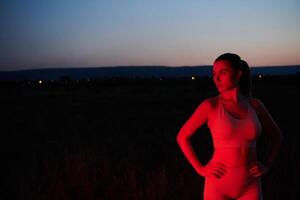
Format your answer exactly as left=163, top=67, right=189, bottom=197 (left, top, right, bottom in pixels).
left=0, top=65, right=300, bottom=80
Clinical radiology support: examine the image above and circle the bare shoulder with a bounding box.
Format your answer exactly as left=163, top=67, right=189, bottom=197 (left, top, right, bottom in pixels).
left=188, top=96, right=218, bottom=123
left=248, top=97, right=283, bottom=137
left=196, top=96, right=219, bottom=116
left=248, top=97, right=271, bottom=117
left=210, top=96, right=221, bottom=108
left=249, top=97, right=266, bottom=111
left=200, top=96, right=219, bottom=109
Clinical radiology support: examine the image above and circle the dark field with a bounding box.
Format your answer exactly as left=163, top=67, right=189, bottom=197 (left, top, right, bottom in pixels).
left=1, top=75, right=299, bottom=200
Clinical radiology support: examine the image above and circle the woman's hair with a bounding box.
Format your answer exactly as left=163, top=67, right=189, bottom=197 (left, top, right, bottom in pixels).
left=214, top=53, right=252, bottom=97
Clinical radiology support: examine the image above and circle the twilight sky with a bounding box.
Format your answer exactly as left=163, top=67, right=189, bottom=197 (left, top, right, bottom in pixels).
left=1, top=0, right=300, bottom=71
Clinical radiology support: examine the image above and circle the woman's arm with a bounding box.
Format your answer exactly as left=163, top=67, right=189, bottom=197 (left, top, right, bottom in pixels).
left=176, top=99, right=211, bottom=176
left=251, top=98, right=284, bottom=170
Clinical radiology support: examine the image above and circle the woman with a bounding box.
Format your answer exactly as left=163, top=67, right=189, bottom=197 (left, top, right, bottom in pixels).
left=176, top=53, right=283, bottom=200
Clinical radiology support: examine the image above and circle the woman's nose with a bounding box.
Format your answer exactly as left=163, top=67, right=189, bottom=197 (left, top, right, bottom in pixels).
left=214, top=74, right=220, bottom=82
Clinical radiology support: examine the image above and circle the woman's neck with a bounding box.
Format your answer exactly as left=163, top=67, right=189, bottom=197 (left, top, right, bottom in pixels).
left=219, top=87, right=246, bottom=104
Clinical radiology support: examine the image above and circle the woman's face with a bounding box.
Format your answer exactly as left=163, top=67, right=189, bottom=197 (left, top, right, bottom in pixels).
left=212, top=60, right=241, bottom=93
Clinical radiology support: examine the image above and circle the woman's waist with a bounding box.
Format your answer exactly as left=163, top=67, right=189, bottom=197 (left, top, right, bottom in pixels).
left=211, top=147, right=258, bottom=168
left=213, top=139, right=257, bottom=148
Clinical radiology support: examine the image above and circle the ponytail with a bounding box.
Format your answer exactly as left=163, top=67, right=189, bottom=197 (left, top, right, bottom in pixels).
left=240, top=60, right=252, bottom=97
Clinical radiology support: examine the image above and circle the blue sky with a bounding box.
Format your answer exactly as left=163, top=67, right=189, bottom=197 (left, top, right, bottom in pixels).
left=1, top=0, right=299, bottom=70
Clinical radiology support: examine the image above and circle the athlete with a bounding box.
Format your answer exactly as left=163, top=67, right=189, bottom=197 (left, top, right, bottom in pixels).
left=176, top=53, right=283, bottom=200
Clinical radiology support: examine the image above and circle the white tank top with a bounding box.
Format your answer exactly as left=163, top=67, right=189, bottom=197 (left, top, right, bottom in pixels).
left=207, top=98, right=262, bottom=148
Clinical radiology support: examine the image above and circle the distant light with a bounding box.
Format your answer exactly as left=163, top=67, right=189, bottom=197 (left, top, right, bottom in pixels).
left=38, top=80, right=43, bottom=84
left=191, top=76, right=195, bottom=80
left=258, top=74, right=262, bottom=79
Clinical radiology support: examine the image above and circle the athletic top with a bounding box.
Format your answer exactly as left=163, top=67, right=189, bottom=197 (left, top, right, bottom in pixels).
left=207, top=97, right=262, bottom=148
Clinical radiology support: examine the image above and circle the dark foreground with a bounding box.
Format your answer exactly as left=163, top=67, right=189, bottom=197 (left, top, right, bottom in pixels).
left=1, top=75, right=299, bottom=200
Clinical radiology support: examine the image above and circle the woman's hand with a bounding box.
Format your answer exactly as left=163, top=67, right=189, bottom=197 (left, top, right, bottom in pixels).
left=197, top=162, right=227, bottom=179
left=249, top=161, right=269, bottom=178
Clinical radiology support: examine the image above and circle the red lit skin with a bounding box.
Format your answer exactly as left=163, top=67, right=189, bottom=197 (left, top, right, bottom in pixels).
left=176, top=60, right=283, bottom=198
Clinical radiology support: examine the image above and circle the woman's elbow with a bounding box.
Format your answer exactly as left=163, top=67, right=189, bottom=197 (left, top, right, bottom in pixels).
left=176, top=131, right=191, bottom=144
left=176, top=132, right=183, bottom=143
left=275, top=125, right=284, bottom=140
left=272, top=128, right=283, bottom=146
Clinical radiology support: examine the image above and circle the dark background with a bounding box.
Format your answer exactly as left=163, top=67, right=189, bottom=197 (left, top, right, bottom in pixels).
left=1, top=74, right=299, bottom=200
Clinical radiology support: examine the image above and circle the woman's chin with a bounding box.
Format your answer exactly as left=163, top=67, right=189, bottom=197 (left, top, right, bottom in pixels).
left=216, top=86, right=237, bottom=93
left=217, top=88, right=224, bottom=93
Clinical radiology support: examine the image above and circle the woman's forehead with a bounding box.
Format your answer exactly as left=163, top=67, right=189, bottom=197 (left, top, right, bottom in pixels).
left=213, top=60, right=232, bottom=71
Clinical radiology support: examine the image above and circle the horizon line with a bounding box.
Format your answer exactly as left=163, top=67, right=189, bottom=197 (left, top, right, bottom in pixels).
left=1, top=64, right=300, bottom=72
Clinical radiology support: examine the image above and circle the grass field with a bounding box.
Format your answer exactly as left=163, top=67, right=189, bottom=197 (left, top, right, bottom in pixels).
left=1, top=75, right=299, bottom=200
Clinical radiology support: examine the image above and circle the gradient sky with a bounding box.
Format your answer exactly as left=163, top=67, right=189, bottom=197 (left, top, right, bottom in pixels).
left=1, top=0, right=300, bottom=71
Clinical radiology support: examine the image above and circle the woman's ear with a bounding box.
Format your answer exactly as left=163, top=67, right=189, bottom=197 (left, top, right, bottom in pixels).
left=236, top=69, right=242, bottom=81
